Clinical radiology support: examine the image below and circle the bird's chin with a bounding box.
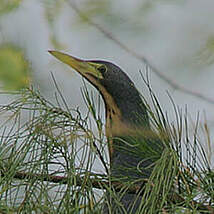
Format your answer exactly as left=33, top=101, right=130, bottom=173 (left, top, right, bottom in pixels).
left=85, top=73, right=96, bottom=79
left=83, top=73, right=99, bottom=85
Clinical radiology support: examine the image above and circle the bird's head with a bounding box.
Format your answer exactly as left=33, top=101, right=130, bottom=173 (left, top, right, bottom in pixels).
left=49, top=50, right=149, bottom=132
left=49, top=50, right=133, bottom=90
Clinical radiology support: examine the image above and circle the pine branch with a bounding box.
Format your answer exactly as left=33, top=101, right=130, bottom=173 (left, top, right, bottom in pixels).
left=0, top=169, right=212, bottom=212
left=0, top=86, right=213, bottom=212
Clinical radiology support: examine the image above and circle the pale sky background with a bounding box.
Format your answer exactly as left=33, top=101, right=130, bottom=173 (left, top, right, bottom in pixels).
left=0, top=0, right=214, bottom=170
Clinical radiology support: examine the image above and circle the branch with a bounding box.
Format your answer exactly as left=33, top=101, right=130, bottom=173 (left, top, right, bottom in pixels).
left=6, top=170, right=139, bottom=194
left=67, top=1, right=214, bottom=105
left=1, top=170, right=213, bottom=212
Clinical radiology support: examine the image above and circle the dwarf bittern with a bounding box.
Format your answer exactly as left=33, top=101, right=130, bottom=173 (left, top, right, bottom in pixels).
left=49, top=50, right=163, bottom=213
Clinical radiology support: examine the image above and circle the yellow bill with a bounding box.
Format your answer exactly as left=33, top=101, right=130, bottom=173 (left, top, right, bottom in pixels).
left=48, top=50, right=103, bottom=79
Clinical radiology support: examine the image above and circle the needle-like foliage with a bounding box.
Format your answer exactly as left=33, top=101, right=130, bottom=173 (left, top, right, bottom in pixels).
left=0, top=77, right=213, bottom=213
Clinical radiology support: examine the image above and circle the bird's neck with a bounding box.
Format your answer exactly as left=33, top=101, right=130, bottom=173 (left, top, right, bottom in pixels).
left=105, top=99, right=149, bottom=136
left=105, top=102, right=150, bottom=165
left=101, top=84, right=151, bottom=173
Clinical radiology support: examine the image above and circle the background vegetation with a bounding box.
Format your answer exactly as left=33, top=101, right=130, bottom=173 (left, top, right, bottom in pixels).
left=0, top=0, right=214, bottom=213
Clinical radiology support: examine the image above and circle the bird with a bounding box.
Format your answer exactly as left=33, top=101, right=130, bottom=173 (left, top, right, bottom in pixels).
left=49, top=50, right=164, bottom=213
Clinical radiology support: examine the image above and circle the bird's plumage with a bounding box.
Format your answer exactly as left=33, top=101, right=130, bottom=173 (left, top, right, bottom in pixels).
left=87, top=60, right=149, bottom=128
left=49, top=51, right=163, bottom=213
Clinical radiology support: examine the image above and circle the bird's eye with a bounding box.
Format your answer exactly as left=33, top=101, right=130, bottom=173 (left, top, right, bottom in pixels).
left=97, top=65, right=107, bottom=73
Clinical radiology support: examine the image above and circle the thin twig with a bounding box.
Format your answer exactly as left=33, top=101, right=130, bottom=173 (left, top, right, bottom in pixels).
left=67, top=1, right=214, bottom=105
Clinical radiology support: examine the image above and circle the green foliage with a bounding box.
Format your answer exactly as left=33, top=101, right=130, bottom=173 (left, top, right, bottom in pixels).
left=0, top=0, right=22, bottom=15
left=0, top=45, right=31, bottom=91
left=0, top=80, right=213, bottom=213
left=196, top=36, right=214, bottom=66
left=0, top=85, right=106, bottom=213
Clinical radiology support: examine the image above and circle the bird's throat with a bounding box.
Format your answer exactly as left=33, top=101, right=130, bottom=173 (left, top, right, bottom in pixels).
left=105, top=106, right=138, bottom=162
